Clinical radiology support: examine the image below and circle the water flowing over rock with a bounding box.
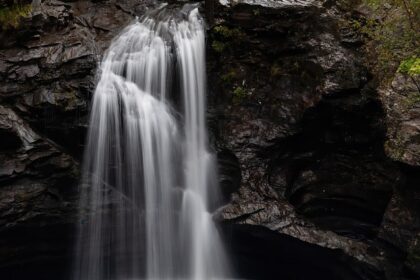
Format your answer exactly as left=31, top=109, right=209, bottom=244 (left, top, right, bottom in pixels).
left=73, top=5, right=230, bottom=280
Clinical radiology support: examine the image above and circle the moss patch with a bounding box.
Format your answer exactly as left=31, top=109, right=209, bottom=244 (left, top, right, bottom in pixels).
left=211, top=40, right=226, bottom=53
left=232, top=86, right=250, bottom=104
left=221, top=69, right=237, bottom=83
left=210, top=25, right=246, bottom=55
left=213, top=25, right=245, bottom=39
left=0, top=4, right=32, bottom=30
left=398, top=57, right=420, bottom=76
left=353, top=0, right=420, bottom=80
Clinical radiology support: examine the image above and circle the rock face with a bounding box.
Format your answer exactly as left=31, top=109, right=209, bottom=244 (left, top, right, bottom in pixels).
left=379, top=73, right=420, bottom=277
left=0, top=0, right=419, bottom=279
left=0, top=104, right=78, bottom=278
left=208, top=0, right=420, bottom=279
left=0, top=0, right=148, bottom=157
left=381, top=74, right=420, bottom=167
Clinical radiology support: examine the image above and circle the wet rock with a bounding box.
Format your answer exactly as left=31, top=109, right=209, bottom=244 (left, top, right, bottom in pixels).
left=0, top=105, right=78, bottom=272
left=217, top=149, right=242, bottom=201
left=208, top=0, right=413, bottom=278
left=381, top=74, right=420, bottom=166
left=0, top=0, right=140, bottom=156
left=407, top=234, right=420, bottom=277
left=0, top=128, right=22, bottom=150
left=221, top=223, right=384, bottom=280
left=378, top=164, right=420, bottom=278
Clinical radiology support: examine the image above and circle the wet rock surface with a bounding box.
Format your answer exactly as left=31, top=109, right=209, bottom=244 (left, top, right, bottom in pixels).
left=0, top=104, right=78, bottom=274
left=0, top=0, right=152, bottom=157
left=381, top=74, right=420, bottom=167
left=208, top=0, right=420, bottom=279
left=0, top=0, right=419, bottom=279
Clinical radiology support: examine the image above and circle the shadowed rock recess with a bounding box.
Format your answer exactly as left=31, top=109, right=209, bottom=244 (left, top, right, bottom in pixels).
left=0, top=0, right=419, bottom=279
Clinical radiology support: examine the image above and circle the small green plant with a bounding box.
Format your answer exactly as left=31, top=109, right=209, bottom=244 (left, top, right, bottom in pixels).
left=232, top=86, right=248, bottom=104
left=356, top=0, right=420, bottom=80
left=221, top=69, right=237, bottom=83
left=211, top=40, right=226, bottom=53
left=211, top=25, right=245, bottom=55
left=398, top=56, right=420, bottom=76
left=0, top=4, right=32, bottom=30
left=213, top=25, right=245, bottom=39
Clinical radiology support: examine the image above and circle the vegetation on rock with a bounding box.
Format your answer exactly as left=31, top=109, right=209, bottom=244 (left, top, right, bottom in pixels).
left=232, top=86, right=247, bottom=103
left=211, top=40, right=226, bottom=53
left=355, top=0, right=419, bottom=80
left=210, top=25, right=245, bottom=54
left=213, top=25, right=245, bottom=39
left=0, top=4, right=32, bottom=30
left=398, top=56, right=420, bottom=76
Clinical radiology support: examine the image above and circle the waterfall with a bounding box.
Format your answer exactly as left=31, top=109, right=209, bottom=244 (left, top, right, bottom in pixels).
left=73, top=4, right=231, bottom=280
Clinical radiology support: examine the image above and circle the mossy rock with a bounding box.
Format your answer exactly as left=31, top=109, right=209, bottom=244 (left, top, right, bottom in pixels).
left=399, top=57, right=420, bottom=77
left=212, top=40, right=226, bottom=53
left=213, top=25, right=245, bottom=40
left=210, top=25, right=246, bottom=54
left=0, top=4, right=32, bottom=30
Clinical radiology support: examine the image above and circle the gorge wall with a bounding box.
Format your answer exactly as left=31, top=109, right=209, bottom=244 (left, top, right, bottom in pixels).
left=0, top=0, right=419, bottom=279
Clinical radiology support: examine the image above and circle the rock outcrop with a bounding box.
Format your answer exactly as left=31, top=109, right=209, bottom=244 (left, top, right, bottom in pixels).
left=379, top=73, right=420, bottom=277
left=208, top=0, right=420, bottom=279
left=381, top=74, right=420, bottom=167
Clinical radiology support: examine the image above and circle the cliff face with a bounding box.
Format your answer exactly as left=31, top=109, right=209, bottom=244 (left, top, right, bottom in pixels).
left=0, top=0, right=419, bottom=279
left=207, top=0, right=420, bottom=278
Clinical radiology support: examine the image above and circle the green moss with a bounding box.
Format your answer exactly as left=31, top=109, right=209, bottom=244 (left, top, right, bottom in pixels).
left=0, top=4, right=32, bottom=30
left=356, top=0, right=420, bottom=80
left=211, top=25, right=245, bottom=54
left=233, top=86, right=246, bottom=97
left=213, top=25, right=245, bottom=39
left=221, top=69, right=237, bottom=83
left=232, top=86, right=248, bottom=104
left=212, top=40, right=226, bottom=53
left=363, top=0, right=382, bottom=8
left=398, top=57, right=420, bottom=76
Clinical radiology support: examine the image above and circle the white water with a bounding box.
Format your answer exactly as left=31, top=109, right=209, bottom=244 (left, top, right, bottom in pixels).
left=74, top=5, right=231, bottom=280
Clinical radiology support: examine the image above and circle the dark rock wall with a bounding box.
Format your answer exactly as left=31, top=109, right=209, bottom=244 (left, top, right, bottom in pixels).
left=208, top=0, right=420, bottom=279
left=0, top=0, right=419, bottom=279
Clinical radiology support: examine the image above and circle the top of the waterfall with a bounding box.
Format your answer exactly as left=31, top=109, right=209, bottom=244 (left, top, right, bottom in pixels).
left=219, top=0, right=322, bottom=8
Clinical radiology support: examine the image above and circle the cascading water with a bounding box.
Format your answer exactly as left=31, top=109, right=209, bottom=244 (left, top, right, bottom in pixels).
left=73, top=4, right=231, bottom=280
